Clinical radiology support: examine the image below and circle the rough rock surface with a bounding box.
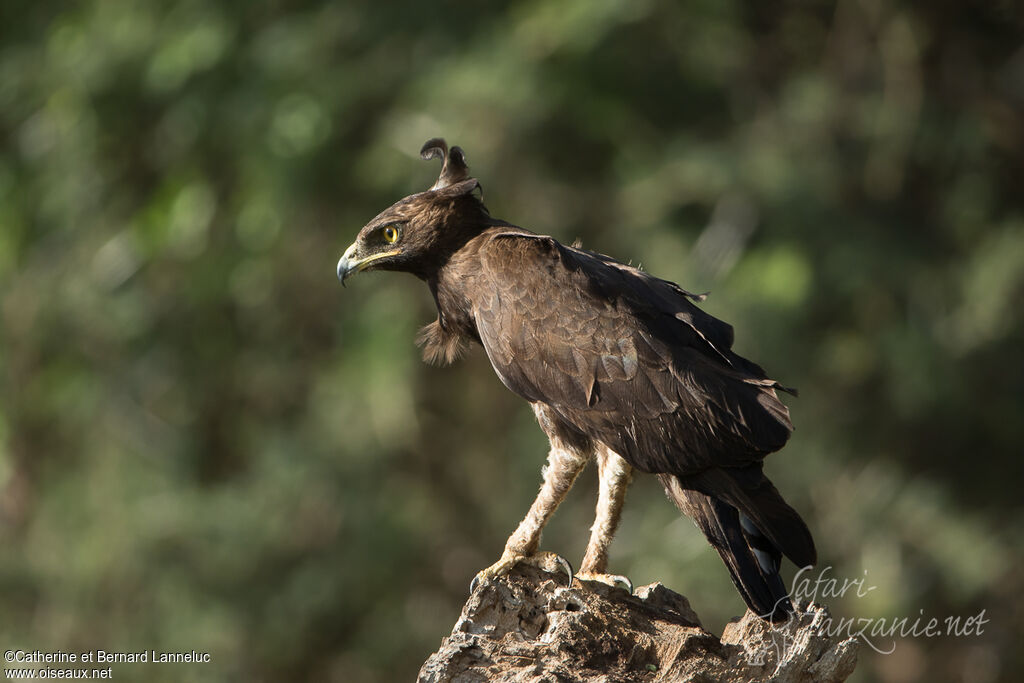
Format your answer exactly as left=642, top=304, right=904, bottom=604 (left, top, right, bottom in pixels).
left=418, top=564, right=857, bottom=682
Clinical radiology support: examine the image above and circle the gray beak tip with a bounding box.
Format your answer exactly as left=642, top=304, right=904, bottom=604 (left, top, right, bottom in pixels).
left=337, top=243, right=358, bottom=286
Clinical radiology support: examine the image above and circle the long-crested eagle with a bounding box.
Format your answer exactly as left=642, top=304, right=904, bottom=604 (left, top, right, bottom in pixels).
left=337, top=139, right=816, bottom=620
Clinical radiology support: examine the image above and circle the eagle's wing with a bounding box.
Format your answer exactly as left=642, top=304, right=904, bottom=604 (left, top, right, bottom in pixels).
left=473, top=231, right=794, bottom=476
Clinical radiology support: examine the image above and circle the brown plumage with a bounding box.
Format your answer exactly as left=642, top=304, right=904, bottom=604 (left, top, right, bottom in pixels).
left=337, top=138, right=816, bottom=621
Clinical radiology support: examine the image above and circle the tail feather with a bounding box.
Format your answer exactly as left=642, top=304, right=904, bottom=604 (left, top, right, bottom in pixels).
left=693, top=467, right=817, bottom=569
left=661, top=473, right=813, bottom=622
left=738, top=512, right=789, bottom=603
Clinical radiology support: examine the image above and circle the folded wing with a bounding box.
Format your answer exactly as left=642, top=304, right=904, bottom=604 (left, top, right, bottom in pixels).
left=473, top=231, right=795, bottom=476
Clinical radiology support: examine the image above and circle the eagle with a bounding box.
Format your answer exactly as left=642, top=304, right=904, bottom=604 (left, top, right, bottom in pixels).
left=337, top=139, right=815, bottom=621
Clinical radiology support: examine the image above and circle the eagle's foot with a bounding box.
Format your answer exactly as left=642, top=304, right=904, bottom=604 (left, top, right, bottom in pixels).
left=575, top=571, right=633, bottom=594
left=470, top=550, right=573, bottom=593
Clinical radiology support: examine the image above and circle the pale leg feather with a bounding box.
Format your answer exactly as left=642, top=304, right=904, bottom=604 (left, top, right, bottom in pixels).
left=578, top=447, right=633, bottom=591
left=471, top=440, right=589, bottom=589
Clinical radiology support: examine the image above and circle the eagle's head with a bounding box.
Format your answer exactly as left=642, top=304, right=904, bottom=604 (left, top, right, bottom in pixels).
left=337, top=138, right=489, bottom=284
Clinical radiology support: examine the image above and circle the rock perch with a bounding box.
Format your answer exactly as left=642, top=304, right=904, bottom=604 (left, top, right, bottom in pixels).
left=418, top=565, right=857, bottom=682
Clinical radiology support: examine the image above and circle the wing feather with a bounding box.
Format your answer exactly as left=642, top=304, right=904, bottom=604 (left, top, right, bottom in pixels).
left=472, top=232, right=793, bottom=475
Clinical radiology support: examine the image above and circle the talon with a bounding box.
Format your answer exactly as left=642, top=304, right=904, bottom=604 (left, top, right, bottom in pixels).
left=528, top=551, right=573, bottom=587
left=469, top=551, right=525, bottom=594
left=469, top=551, right=573, bottom=593
left=554, top=555, right=574, bottom=588
left=576, top=572, right=634, bottom=594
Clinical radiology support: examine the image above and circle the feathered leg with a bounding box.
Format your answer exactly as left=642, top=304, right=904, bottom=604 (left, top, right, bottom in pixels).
left=471, top=437, right=588, bottom=590
left=577, top=447, right=634, bottom=591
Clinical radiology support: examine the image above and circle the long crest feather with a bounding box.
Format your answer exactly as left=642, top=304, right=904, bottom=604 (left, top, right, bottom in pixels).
left=421, top=138, right=470, bottom=190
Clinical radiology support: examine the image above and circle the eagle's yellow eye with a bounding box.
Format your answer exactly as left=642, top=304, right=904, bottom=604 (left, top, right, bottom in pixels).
left=383, top=226, right=400, bottom=244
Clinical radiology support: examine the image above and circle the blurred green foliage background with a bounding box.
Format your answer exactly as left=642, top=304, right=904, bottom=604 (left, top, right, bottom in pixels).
left=1, top=1, right=1022, bottom=681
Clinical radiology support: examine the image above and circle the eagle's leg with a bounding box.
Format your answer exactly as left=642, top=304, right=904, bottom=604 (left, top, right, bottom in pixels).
left=577, top=447, right=634, bottom=592
left=470, top=437, right=589, bottom=591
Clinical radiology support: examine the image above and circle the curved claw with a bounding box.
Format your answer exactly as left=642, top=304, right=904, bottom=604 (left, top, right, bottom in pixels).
left=553, top=555, right=574, bottom=588
left=576, top=572, right=634, bottom=594
left=469, top=551, right=574, bottom=594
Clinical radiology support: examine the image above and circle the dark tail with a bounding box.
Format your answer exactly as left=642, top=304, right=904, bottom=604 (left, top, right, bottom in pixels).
left=661, top=471, right=816, bottom=622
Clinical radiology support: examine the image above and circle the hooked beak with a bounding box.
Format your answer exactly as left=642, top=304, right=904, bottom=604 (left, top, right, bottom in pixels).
left=336, top=242, right=401, bottom=285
